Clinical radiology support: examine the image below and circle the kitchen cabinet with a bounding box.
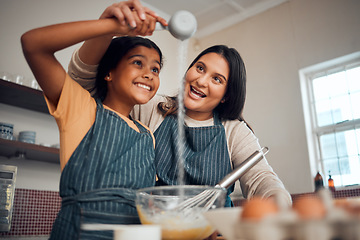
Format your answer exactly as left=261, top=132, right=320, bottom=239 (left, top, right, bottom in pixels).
left=0, top=79, right=59, bottom=163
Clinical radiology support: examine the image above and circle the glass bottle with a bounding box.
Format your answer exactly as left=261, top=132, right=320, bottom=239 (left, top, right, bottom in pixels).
left=314, top=171, right=324, bottom=192
left=328, top=171, right=335, bottom=192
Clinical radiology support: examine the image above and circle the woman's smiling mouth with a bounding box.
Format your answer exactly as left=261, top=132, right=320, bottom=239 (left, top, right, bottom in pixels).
left=190, top=86, right=206, bottom=99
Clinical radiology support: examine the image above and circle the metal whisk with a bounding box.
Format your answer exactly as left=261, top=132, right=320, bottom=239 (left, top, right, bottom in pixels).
left=173, top=147, right=269, bottom=213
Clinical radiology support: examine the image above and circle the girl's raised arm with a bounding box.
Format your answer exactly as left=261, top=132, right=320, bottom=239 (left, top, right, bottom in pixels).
left=21, top=19, right=123, bottom=105
left=21, top=7, right=159, bottom=106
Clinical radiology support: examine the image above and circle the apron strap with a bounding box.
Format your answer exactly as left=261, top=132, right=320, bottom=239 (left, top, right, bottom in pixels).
left=61, top=188, right=137, bottom=238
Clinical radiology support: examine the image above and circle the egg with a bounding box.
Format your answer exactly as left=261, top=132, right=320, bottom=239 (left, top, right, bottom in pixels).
left=292, top=195, right=326, bottom=220
left=240, top=197, right=279, bottom=221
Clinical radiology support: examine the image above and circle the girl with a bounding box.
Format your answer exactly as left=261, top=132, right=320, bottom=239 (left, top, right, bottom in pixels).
left=68, top=1, right=292, bottom=211
left=21, top=9, right=165, bottom=240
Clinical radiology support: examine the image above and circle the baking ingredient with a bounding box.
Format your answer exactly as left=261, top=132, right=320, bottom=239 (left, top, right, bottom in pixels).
left=240, top=197, right=278, bottom=221
left=292, top=195, right=326, bottom=220
left=137, top=205, right=214, bottom=240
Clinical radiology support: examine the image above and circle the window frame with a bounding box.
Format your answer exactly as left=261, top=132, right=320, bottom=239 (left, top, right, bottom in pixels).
left=299, top=51, right=360, bottom=189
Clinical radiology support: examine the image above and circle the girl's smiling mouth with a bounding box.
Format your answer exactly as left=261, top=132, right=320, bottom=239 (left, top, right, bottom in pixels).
left=135, top=82, right=151, bottom=91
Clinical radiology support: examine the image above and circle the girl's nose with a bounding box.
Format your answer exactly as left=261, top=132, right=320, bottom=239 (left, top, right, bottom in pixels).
left=143, top=69, right=153, bottom=80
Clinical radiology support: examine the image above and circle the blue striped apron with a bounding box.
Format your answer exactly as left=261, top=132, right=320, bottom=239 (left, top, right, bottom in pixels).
left=49, top=99, right=156, bottom=240
left=154, top=114, right=234, bottom=207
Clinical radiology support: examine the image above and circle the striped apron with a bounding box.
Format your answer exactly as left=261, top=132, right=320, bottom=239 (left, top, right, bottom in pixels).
left=154, top=114, right=234, bottom=207
left=49, top=99, right=156, bottom=240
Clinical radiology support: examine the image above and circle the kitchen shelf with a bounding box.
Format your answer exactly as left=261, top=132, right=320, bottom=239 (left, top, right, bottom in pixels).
left=0, top=138, right=59, bottom=163
left=0, top=78, right=49, bottom=114
left=0, top=78, right=59, bottom=163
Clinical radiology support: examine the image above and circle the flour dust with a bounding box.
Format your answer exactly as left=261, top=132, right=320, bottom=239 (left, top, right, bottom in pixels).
left=176, top=39, right=189, bottom=187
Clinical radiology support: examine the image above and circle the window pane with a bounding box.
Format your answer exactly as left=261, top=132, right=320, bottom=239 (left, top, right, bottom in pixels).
left=336, top=156, right=360, bottom=187
left=323, top=157, right=341, bottom=175
left=350, top=92, right=360, bottom=120
left=320, top=129, right=360, bottom=187
left=347, top=66, right=360, bottom=92
left=335, top=131, right=348, bottom=157
left=313, top=76, right=329, bottom=101
left=330, top=94, right=352, bottom=123
left=356, top=129, right=360, bottom=153
left=327, top=71, right=348, bottom=97
left=341, top=130, right=358, bottom=157
left=312, top=66, right=360, bottom=127
left=315, top=100, right=333, bottom=126
left=319, top=133, right=337, bottom=159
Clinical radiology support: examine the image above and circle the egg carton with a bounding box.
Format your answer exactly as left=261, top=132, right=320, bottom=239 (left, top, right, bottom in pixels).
left=233, top=208, right=360, bottom=240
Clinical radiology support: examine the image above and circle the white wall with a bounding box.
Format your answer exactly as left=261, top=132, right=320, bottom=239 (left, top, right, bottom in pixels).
left=1, top=0, right=359, bottom=194
left=0, top=0, right=180, bottom=191
left=191, top=0, right=360, bottom=194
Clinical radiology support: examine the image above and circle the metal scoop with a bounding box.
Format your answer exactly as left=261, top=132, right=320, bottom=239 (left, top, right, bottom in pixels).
left=173, top=147, right=269, bottom=213
left=155, top=10, right=197, bottom=40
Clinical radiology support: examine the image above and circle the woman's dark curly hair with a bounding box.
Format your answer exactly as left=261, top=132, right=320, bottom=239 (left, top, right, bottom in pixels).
left=158, top=45, right=247, bottom=122
left=94, top=36, right=163, bottom=101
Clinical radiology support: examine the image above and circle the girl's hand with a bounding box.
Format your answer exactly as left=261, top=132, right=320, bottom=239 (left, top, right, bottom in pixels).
left=203, top=231, right=219, bottom=240
left=100, top=0, right=167, bottom=36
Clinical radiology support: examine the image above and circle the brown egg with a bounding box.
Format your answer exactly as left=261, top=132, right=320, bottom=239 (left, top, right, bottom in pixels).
left=292, top=195, right=326, bottom=220
left=241, top=197, right=279, bottom=221
left=334, top=198, right=360, bottom=217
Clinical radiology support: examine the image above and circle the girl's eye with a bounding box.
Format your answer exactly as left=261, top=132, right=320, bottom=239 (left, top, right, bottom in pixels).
left=133, top=60, right=142, bottom=66
left=152, top=67, right=159, bottom=74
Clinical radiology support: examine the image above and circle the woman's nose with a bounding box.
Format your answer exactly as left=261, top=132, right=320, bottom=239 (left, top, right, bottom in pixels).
left=196, top=75, right=209, bottom=87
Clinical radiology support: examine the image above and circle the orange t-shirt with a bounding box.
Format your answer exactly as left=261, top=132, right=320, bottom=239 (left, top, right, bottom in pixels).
left=45, top=74, right=154, bottom=171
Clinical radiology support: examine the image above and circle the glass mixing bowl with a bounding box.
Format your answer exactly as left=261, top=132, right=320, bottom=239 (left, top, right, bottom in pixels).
left=136, top=185, right=226, bottom=240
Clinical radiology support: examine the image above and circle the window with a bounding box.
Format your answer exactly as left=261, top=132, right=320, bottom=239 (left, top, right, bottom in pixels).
left=299, top=52, right=360, bottom=189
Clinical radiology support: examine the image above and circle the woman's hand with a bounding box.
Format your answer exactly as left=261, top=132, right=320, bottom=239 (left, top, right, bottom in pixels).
left=100, top=0, right=167, bottom=36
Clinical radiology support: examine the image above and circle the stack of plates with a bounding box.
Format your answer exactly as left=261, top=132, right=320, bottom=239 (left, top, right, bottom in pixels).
left=0, top=122, right=14, bottom=140
left=18, top=131, right=36, bottom=144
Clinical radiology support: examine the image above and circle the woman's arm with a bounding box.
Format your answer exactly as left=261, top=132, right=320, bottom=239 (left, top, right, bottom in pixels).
left=224, top=120, right=292, bottom=207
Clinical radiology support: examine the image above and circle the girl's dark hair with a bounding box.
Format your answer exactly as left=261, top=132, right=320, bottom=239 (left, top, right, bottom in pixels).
left=158, top=45, right=247, bottom=122
left=95, top=36, right=163, bottom=101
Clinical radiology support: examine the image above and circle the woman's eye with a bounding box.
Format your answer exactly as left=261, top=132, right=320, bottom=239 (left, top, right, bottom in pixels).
left=196, top=65, right=204, bottom=72
left=213, top=77, right=221, bottom=83
left=213, top=76, right=224, bottom=84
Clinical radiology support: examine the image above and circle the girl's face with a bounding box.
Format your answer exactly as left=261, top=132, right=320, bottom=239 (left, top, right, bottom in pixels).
left=105, top=46, right=161, bottom=115
left=184, top=52, right=229, bottom=121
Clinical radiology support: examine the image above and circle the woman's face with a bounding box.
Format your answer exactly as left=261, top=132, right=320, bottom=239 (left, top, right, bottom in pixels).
left=184, top=52, right=229, bottom=121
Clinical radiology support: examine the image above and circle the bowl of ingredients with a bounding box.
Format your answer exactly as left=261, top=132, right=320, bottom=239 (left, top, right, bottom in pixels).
left=136, top=185, right=226, bottom=240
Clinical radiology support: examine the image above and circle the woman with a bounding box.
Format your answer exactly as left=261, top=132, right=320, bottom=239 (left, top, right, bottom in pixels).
left=69, top=0, right=292, bottom=207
